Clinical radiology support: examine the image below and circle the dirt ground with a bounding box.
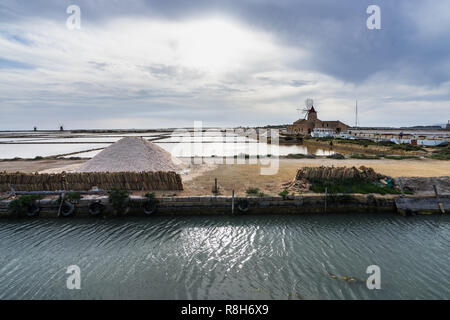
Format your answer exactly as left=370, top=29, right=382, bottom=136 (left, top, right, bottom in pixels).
left=1, top=158, right=449, bottom=197
left=178, top=158, right=450, bottom=196
left=0, top=159, right=86, bottom=173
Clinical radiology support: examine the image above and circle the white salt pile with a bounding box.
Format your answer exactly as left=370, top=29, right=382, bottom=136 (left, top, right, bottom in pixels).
left=76, top=137, right=185, bottom=173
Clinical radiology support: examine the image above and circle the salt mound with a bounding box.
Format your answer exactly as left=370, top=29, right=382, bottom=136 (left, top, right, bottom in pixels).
left=76, top=137, right=185, bottom=173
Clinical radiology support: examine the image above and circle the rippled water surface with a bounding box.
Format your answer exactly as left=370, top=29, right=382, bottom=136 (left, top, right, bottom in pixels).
left=0, top=214, right=449, bottom=299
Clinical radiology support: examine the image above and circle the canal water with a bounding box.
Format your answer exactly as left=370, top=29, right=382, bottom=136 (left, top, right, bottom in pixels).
left=0, top=214, right=449, bottom=299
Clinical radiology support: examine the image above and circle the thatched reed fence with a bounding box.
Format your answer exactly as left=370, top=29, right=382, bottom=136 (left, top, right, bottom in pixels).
left=0, top=171, right=183, bottom=192
left=295, top=166, right=383, bottom=182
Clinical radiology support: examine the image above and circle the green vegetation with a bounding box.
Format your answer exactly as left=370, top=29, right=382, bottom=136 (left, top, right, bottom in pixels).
left=285, top=153, right=316, bottom=159
left=326, top=153, right=345, bottom=159
left=349, top=154, right=381, bottom=160
left=59, top=192, right=82, bottom=203
left=142, top=192, right=160, bottom=206
left=309, top=137, right=426, bottom=152
left=390, top=144, right=425, bottom=152
left=383, top=155, right=420, bottom=160
left=309, top=179, right=401, bottom=195
left=279, top=189, right=289, bottom=199
left=428, top=144, right=450, bottom=160
left=108, top=188, right=130, bottom=211
left=246, top=187, right=265, bottom=197
left=8, top=195, right=42, bottom=215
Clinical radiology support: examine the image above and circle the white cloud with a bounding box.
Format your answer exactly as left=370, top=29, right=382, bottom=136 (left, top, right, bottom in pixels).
left=0, top=11, right=449, bottom=129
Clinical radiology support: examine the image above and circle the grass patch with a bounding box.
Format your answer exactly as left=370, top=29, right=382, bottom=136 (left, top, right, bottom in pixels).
left=8, top=195, right=42, bottom=215
left=108, top=188, right=129, bottom=211
left=349, top=154, right=381, bottom=160
left=246, top=187, right=265, bottom=197
left=309, top=179, right=401, bottom=195
left=308, top=137, right=426, bottom=152
left=390, top=144, right=426, bottom=152
left=286, top=153, right=316, bottom=159
left=326, top=153, right=345, bottom=159
left=428, top=144, right=450, bottom=160
left=383, top=155, right=420, bottom=160
left=279, top=189, right=289, bottom=199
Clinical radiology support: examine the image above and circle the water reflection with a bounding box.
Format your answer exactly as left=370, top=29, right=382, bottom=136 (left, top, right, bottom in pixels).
left=0, top=214, right=448, bottom=299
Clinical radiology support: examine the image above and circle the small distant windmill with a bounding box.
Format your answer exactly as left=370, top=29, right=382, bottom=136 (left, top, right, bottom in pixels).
left=300, top=98, right=314, bottom=119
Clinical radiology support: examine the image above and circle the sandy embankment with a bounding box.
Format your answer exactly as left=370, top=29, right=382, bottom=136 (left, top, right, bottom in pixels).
left=1, top=158, right=448, bottom=196
left=178, top=158, right=450, bottom=196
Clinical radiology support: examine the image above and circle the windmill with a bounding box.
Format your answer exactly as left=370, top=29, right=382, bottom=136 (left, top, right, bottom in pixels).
left=300, top=98, right=314, bottom=119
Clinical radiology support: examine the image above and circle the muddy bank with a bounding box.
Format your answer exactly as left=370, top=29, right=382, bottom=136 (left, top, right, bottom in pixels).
left=304, top=139, right=425, bottom=156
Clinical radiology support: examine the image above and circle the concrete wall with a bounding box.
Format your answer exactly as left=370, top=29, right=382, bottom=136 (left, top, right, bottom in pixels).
left=0, top=194, right=401, bottom=217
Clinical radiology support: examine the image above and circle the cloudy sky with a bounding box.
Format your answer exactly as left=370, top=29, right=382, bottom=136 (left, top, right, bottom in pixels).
left=0, top=0, right=449, bottom=130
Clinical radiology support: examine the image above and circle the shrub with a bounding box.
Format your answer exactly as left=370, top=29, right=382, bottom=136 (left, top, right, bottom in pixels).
left=8, top=195, right=41, bottom=215
left=327, top=153, right=345, bottom=159
left=246, top=188, right=260, bottom=196
left=108, top=188, right=130, bottom=211
left=145, top=192, right=159, bottom=204
left=309, top=179, right=401, bottom=195
left=349, top=154, right=381, bottom=160
left=286, top=153, right=316, bottom=159
left=279, top=189, right=289, bottom=199
left=383, top=155, right=420, bottom=160
left=429, top=145, right=450, bottom=160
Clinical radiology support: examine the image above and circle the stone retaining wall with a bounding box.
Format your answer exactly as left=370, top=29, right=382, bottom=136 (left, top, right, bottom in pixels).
left=1, top=194, right=447, bottom=217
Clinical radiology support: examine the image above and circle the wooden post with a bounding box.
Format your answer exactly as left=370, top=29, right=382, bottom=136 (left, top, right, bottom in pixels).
left=214, top=178, right=218, bottom=194
left=232, top=189, right=235, bottom=214
left=57, top=192, right=65, bottom=217
left=324, top=187, right=327, bottom=213
left=433, top=185, right=445, bottom=214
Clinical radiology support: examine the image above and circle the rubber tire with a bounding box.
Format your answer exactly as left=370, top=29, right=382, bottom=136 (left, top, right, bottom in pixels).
left=143, top=201, right=157, bottom=215
left=88, top=202, right=103, bottom=216
left=237, top=199, right=250, bottom=213
left=60, top=201, right=75, bottom=217
left=25, top=202, right=40, bottom=217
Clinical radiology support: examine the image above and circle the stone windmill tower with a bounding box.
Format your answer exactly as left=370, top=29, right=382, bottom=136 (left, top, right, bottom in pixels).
left=302, top=98, right=317, bottom=121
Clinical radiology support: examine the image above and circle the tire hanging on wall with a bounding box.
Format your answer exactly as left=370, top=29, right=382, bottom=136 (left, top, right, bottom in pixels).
left=237, top=199, right=250, bottom=213
left=143, top=200, right=158, bottom=215
left=25, top=202, right=40, bottom=217
left=88, top=202, right=103, bottom=216
left=60, top=201, right=75, bottom=217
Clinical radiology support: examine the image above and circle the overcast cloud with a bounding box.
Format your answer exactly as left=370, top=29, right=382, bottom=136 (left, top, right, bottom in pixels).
left=0, top=0, right=449, bottom=129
